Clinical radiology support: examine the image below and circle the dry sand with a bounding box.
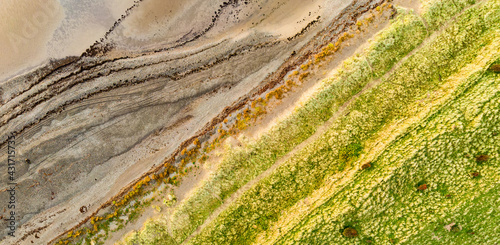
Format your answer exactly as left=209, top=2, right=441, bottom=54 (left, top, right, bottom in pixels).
left=0, top=0, right=64, bottom=81
left=0, top=0, right=137, bottom=82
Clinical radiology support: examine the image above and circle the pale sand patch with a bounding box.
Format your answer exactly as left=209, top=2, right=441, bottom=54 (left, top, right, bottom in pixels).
left=394, top=0, right=422, bottom=14
left=104, top=0, right=137, bottom=20
left=119, top=0, right=196, bottom=40
left=0, top=0, right=140, bottom=82
left=253, top=0, right=323, bottom=38
left=0, top=0, right=64, bottom=81
left=110, top=0, right=351, bottom=53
